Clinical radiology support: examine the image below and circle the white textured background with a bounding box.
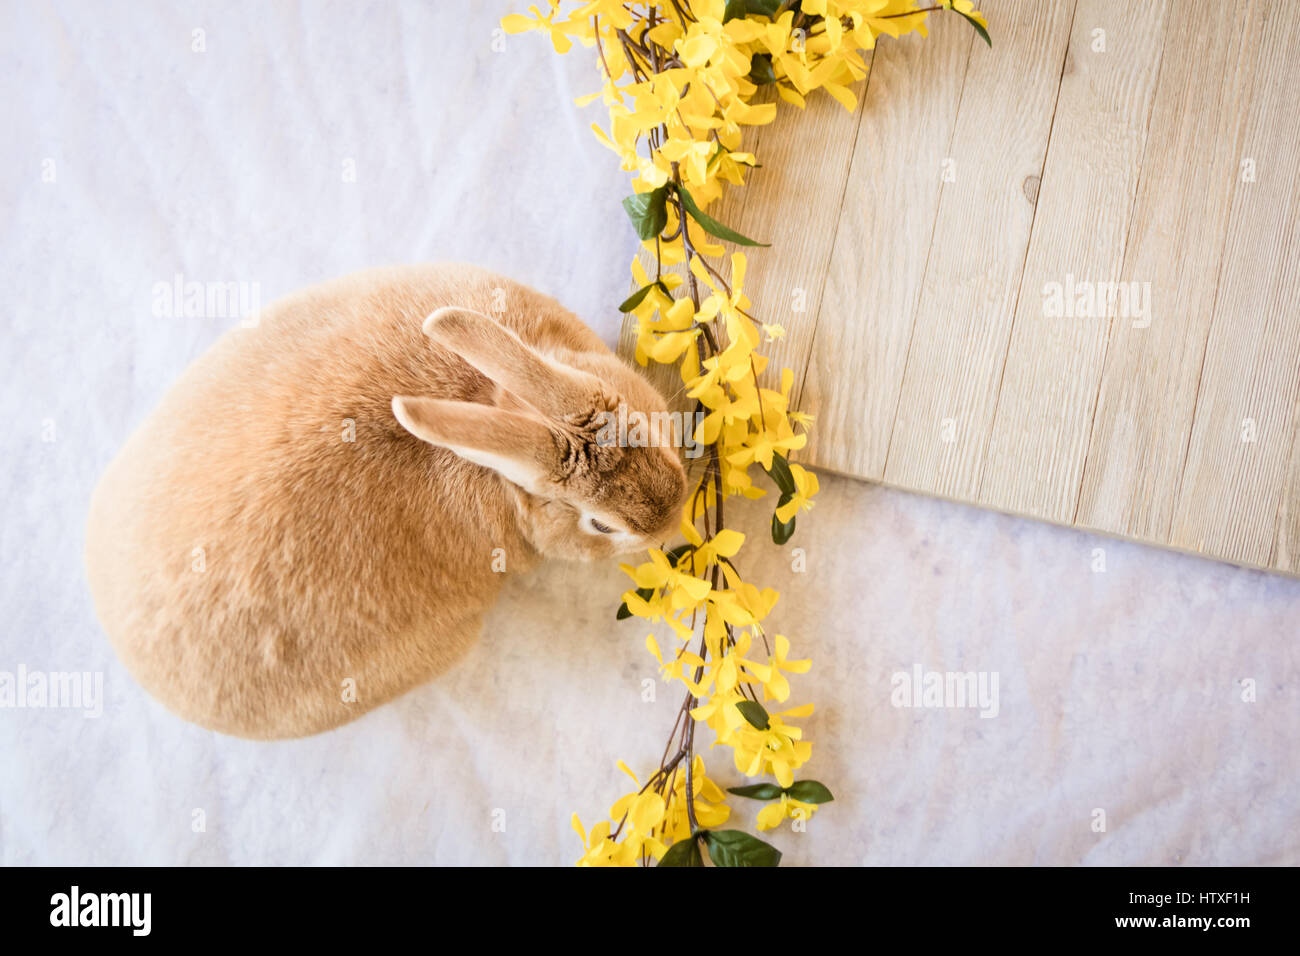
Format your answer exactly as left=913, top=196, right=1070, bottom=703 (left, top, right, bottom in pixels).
left=2, top=0, right=1297, bottom=865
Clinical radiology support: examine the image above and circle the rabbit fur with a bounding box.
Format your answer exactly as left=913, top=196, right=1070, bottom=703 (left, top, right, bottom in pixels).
left=85, top=264, right=687, bottom=739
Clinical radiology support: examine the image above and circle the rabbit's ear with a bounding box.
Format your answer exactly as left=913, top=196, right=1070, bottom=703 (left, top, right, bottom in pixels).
left=423, top=307, right=605, bottom=420
left=392, top=396, right=556, bottom=491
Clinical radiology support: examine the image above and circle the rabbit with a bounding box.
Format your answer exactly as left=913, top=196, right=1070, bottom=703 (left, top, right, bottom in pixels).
left=85, top=263, right=688, bottom=739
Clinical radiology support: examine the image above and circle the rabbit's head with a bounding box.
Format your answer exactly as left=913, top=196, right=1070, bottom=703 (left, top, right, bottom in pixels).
left=393, top=307, right=688, bottom=559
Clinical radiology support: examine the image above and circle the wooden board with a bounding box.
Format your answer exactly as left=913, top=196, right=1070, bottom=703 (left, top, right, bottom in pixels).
left=619, top=0, right=1300, bottom=578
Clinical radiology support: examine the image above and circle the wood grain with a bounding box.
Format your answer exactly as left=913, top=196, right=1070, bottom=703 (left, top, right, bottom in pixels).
left=1076, top=0, right=1270, bottom=542
left=1168, top=1, right=1300, bottom=567
left=799, top=24, right=973, bottom=478
left=977, top=0, right=1167, bottom=523
left=881, top=0, right=1077, bottom=501
left=613, top=0, right=1300, bottom=578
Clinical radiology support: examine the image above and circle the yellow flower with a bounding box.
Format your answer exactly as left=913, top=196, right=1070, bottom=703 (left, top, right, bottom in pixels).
left=730, top=712, right=813, bottom=787
left=745, top=633, right=812, bottom=703
left=774, top=463, right=820, bottom=524
left=710, top=564, right=779, bottom=631
left=501, top=5, right=576, bottom=54
left=726, top=415, right=807, bottom=471
left=661, top=755, right=732, bottom=844
left=622, top=543, right=711, bottom=615
left=756, top=793, right=820, bottom=831
left=679, top=517, right=744, bottom=568
left=508, top=0, right=989, bottom=868
left=646, top=633, right=705, bottom=686
left=571, top=813, right=617, bottom=866
left=609, top=788, right=667, bottom=839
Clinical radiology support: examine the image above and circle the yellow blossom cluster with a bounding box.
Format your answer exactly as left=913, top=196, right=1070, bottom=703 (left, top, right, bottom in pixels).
left=503, top=0, right=986, bottom=866
left=573, top=756, right=730, bottom=865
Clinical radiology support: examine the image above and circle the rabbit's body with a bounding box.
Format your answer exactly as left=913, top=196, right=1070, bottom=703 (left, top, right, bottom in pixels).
left=86, top=264, right=685, bottom=738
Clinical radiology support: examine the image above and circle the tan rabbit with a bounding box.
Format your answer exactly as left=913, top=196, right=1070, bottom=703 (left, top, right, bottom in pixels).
left=85, top=264, right=687, bottom=739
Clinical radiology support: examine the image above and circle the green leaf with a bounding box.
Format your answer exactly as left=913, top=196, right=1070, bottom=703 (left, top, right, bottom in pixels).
left=724, top=0, right=783, bottom=20
left=727, top=783, right=784, bottom=801
left=771, top=496, right=796, bottom=545
left=676, top=184, right=770, bottom=247
left=664, top=543, right=695, bottom=567
left=747, top=53, right=776, bottom=85
left=703, top=829, right=782, bottom=867
left=951, top=6, right=992, bottom=47
left=622, top=185, right=670, bottom=240
left=618, top=280, right=667, bottom=313
left=657, top=836, right=704, bottom=866
left=736, top=699, right=771, bottom=730
left=763, top=452, right=797, bottom=495
left=785, top=780, right=835, bottom=804
left=616, top=586, right=654, bottom=620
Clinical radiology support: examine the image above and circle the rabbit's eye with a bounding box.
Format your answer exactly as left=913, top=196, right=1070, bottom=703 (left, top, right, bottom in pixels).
left=590, top=519, right=615, bottom=534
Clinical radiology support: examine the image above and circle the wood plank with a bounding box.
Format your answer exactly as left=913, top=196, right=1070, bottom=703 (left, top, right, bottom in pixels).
left=706, top=79, right=868, bottom=395
left=881, top=0, right=1077, bottom=501
left=798, top=24, right=973, bottom=479
left=611, top=0, right=1300, bottom=579
left=1168, top=1, right=1300, bottom=567
left=978, top=0, right=1167, bottom=523
left=1076, top=0, right=1270, bottom=542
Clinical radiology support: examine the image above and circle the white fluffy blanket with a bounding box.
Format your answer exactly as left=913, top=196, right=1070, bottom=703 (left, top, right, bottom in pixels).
left=1, top=0, right=1296, bottom=864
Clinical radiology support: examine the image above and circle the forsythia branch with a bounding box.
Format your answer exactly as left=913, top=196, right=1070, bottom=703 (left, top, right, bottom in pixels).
left=502, top=0, right=988, bottom=866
